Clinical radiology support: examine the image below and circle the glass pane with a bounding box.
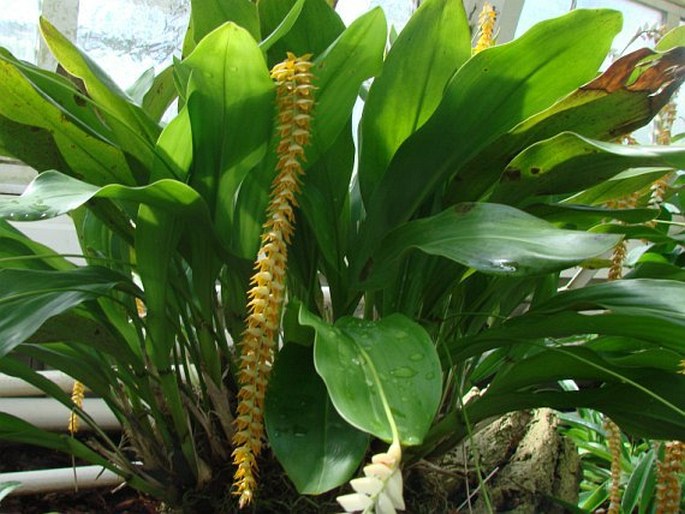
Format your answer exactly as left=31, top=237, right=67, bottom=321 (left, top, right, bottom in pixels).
left=0, top=0, right=40, bottom=62
left=76, top=0, right=190, bottom=90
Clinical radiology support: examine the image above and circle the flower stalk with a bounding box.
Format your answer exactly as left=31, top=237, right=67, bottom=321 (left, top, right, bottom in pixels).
left=231, top=52, right=315, bottom=508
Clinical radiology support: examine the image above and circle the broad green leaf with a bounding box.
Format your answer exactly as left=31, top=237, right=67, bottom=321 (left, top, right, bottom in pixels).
left=180, top=22, right=274, bottom=252
left=355, top=9, right=622, bottom=269
left=362, top=203, right=619, bottom=286
left=259, top=0, right=344, bottom=68
left=359, top=0, right=470, bottom=201
left=656, top=25, right=685, bottom=51
left=565, top=167, right=671, bottom=205
left=0, top=266, right=135, bottom=358
left=451, top=279, right=685, bottom=360
left=0, top=51, right=116, bottom=142
left=447, top=47, right=685, bottom=204
left=300, top=308, right=442, bottom=445
left=0, top=218, right=73, bottom=271
left=258, top=0, right=305, bottom=53
left=0, top=59, right=135, bottom=186
left=0, top=114, right=69, bottom=172
left=232, top=8, right=386, bottom=259
left=0, top=171, right=214, bottom=229
left=151, top=105, right=193, bottom=181
left=142, top=65, right=178, bottom=123
left=39, top=18, right=160, bottom=144
left=265, top=342, right=369, bottom=494
left=311, top=8, right=386, bottom=159
left=188, top=0, right=260, bottom=48
left=490, top=133, right=685, bottom=205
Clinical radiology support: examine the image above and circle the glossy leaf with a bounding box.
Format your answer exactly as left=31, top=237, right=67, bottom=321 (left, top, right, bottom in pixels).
left=0, top=266, right=135, bottom=358
left=0, top=171, right=214, bottom=228
left=358, top=0, right=471, bottom=201
left=265, top=342, right=369, bottom=494
left=355, top=9, right=622, bottom=268
left=490, top=133, right=685, bottom=205
left=300, top=307, right=442, bottom=446
left=362, top=203, right=619, bottom=285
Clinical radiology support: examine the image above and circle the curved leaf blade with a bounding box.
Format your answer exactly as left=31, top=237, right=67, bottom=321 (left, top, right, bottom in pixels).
left=363, top=203, right=620, bottom=285
left=301, top=308, right=442, bottom=446
left=355, top=9, right=622, bottom=268
left=358, top=0, right=471, bottom=201
left=265, top=342, right=369, bottom=494
left=490, top=132, right=685, bottom=205
left=0, top=266, right=135, bottom=358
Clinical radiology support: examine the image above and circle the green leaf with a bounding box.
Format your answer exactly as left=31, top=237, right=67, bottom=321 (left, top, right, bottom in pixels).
left=188, top=0, right=260, bottom=48
left=358, top=0, right=471, bottom=201
left=0, top=266, right=135, bottom=358
left=232, top=8, right=386, bottom=259
left=527, top=203, right=658, bottom=229
left=258, top=0, right=344, bottom=68
left=0, top=59, right=136, bottom=186
left=0, top=218, right=73, bottom=271
left=179, top=22, right=274, bottom=252
left=265, top=342, right=369, bottom=494
left=311, top=7, right=386, bottom=160
left=447, top=46, right=685, bottom=204
left=258, top=0, right=305, bottom=53
left=355, top=9, right=622, bottom=267
left=622, top=449, right=656, bottom=514
left=490, top=133, right=685, bottom=206
left=0, top=114, right=69, bottom=172
left=565, top=167, right=671, bottom=205
left=142, top=65, right=178, bottom=123
left=300, top=307, right=442, bottom=446
left=452, top=279, right=685, bottom=360
left=0, top=171, right=214, bottom=228
left=362, top=203, right=619, bottom=285
left=39, top=18, right=160, bottom=144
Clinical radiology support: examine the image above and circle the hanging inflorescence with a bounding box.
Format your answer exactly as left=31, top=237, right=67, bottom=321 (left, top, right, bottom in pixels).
left=473, top=2, right=497, bottom=54
left=231, top=52, right=315, bottom=509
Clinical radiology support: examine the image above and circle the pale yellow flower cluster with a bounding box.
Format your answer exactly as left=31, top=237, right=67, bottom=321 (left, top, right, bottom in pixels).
left=473, top=2, right=497, bottom=54
left=68, top=380, right=85, bottom=434
left=231, top=52, right=315, bottom=509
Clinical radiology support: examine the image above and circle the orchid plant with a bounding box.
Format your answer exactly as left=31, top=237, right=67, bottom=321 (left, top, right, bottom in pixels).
left=0, top=0, right=683, bottom=511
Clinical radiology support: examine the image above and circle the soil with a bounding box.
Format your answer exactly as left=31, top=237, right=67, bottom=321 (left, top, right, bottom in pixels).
left=0, top=410, right=581, bottom=513
left=0, top=443, right=158, bottom=514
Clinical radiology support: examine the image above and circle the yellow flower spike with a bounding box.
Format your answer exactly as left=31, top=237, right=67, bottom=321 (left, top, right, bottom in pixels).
left=68, top=380, right=85, bottom=434
left=473, top=2, right=497, bottom=54
left=231, top=52, right=315, bottom=509
left=604, top=418, right=622, bottom=514
left=655, top=441, right=684, bottom=514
